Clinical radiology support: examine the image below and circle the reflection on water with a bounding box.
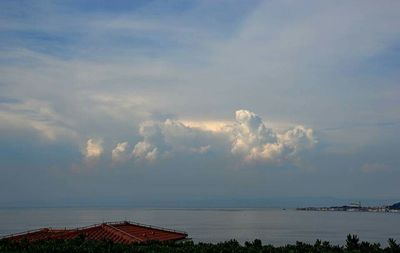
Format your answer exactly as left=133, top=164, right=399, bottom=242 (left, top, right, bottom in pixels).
left=0, top=208, right=399, bottom=246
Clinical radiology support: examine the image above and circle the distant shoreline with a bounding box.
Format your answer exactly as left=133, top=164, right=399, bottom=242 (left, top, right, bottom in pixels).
left=296, top=201, right=400, bottom=213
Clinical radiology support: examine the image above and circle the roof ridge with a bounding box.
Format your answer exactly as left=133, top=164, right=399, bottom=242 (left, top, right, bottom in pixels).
left=102, top=223, right=144, bottom=243
left=123, top=220, right=187, bottom=235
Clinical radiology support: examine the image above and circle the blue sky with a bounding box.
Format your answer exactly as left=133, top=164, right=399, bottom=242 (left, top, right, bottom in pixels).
left=0, top=0, right=399, bottom=207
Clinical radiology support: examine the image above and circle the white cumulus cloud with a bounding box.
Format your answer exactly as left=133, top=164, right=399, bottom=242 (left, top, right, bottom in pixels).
left=130, top=110, right=317, bottom=166
left=112, top=141, right=129, bottom=163
left=84, top=139, right=103, bottom=159
left=229, top=110, right=317, bottom=163
left=132, top=119, right=217, bottom=162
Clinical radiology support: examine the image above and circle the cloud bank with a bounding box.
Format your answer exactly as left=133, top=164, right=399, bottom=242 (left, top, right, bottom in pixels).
left=92, top=110, right=317, bottom=167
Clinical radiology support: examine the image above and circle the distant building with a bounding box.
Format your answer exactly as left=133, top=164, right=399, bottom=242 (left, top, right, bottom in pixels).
left=348, top=202, right=361, bottom=208
left=2, top=221, right=188, bottom=244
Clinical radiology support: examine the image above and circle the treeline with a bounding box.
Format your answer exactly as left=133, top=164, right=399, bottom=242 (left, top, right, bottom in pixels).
left=0, top=234, right=399, bottom=253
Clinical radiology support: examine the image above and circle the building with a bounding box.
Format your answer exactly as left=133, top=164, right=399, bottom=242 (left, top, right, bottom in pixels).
left=3, top=221, right=188, bottom=244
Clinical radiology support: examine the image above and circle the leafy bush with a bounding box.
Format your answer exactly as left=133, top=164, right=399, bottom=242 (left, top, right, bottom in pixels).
left=0, top=235, right=398, bottom=253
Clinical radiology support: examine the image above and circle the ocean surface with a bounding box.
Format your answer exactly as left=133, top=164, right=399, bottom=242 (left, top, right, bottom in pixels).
left=0, top=208, right=399, bottom=246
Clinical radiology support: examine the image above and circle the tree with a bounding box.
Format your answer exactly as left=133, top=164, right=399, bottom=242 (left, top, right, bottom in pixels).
left=346, top=234, right=360, bottom=251
left=388, top=238, right=400, bottom=252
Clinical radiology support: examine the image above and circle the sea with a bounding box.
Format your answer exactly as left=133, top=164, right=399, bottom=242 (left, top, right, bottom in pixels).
left=0, top=208, right=399, bottom=246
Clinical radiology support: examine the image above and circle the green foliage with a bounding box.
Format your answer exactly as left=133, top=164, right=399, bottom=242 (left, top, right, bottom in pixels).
left=387, top=238, right=400, bottom=253
left=0, top=235, right=398, bottom=253
left=346, top=234, right=360, bottom=251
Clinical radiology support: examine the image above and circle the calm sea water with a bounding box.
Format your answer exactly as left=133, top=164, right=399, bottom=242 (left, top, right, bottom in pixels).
left=0, top=208, right=399, bottom=246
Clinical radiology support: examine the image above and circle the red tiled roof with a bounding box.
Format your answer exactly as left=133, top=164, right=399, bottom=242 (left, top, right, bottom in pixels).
left=4, top=221, right=188, bottom=244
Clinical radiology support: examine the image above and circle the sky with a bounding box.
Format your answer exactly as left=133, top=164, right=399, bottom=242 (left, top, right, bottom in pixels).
left=0, top=0, right=399, bottom=207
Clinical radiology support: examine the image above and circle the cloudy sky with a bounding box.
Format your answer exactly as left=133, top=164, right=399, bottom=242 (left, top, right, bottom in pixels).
left=0, top=0, right=399, bottom=207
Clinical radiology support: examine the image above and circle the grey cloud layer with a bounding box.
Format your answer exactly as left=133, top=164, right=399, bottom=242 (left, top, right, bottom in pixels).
left=1, top=1, right=400, bottom=203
